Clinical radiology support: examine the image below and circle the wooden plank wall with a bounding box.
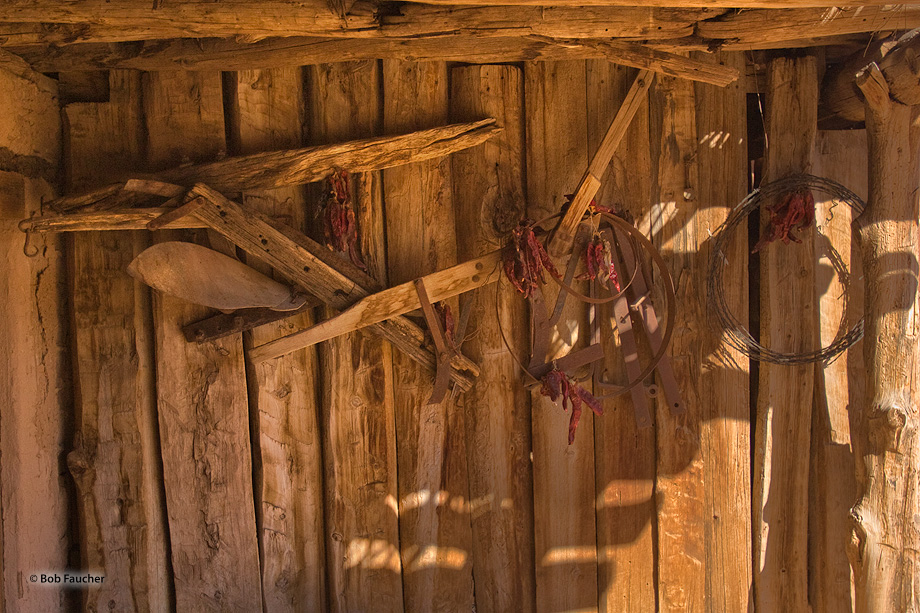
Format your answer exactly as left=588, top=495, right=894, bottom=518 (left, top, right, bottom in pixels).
left=37, top=52, right=874, bottom=612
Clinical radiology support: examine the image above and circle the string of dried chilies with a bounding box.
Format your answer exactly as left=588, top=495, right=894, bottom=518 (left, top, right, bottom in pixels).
left=752, top=188, right=815, bottom=252
left=322, top=169, right=367, bottom=270
left=502, top=219, right=560, bottom=298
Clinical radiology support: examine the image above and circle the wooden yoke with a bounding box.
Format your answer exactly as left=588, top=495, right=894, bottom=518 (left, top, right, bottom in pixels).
left=848, top=62, right=920, bottom=613
left=547, top=69, right=653, bottom=258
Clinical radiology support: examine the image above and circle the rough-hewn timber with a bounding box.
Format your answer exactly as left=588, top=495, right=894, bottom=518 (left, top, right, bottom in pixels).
left=65, top=69, right=169, bottom=613
left=694, top=52, right=753, bottom=613
left=0, top=4, right=712, bottom=45
left=231, top=66, right=328, bottom=613
left=808, top=129, right=864, bottom=613
left=649, top=67, right=706, bottom=613
left=525, top=59, right=598, bottom=613
left=382, top=59, right=476, bottom=613
left=0, top=58, right=69, bottom=613
left=588, top=62, right=657, bottom=613
left=144, top=70, right=263, bottom=611
left=849, top=64, right=920, bottom=613
left=450, top=63, right=537, bottom=613
left=307, top=61, right=404, bottom=613
left=754, top=55, right=819, bottom=613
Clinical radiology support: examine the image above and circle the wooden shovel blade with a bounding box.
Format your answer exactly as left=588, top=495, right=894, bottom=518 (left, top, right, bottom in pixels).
left=127, top=241, right=306, bottom=311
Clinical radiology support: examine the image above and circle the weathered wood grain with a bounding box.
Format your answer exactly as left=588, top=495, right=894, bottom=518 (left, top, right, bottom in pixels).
left=23, top=207, right=209, bottom=231
left=187, top=184, right=477, bottom=389
left=143, top=70, right=263, bottom=611
left=0, top=167, right=70, bottom=610
left=808, top=129, right=865, bottom=613
left=65, top=69, right=170, bottom=613
left=822, top=30, right=920, bottom=124
left=754, top=55, right=819, bottom=613
left=382, top=59, right=475, bottom=613
left=307, top=61, right=404, bottom=613
left=247, top=251, right=502, bottom=361
left=0, top=4, right=711, bottom=44
left=698, top=6, right=920, bottom=49
left=693, top=51, right=753, bottom=613
left=450, top=63, right=536, bottom=613
left=524, top=60, right=598, bottom=613
left=849, top=65, right=920, bottom=613
left=0, top=58, right=68, bottom=613
left=648, top=67, right=706, bottom=613
left=548, top=68, right=652, bottom=257
left=230, top=66, right=328, bottom=613
left=47, top=119, right=499, bottom=213
left=587, top=61, right=656, bottom=613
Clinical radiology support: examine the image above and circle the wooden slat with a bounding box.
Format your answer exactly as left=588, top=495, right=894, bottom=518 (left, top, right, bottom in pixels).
left=231, top=66, right=328, bottom=613
left=143, top=70, right=263, bottom=611
left=307, top=61, right=404, bottom=613
left=64, top=70, right=170, bottom=613
left=693, top=52, right=753, bottom=613
left=808, top=129, right=864, bottom=613
left=382, top=59, right=475, bottom=612
left=0, top=4, right=711, bottom=45
left=754, top=55, right=819, bottom=613
left=450, top=64, right=537, bottom=613
left=649, top=68, right=706, bottom=613
left=535, top=37, right=738, bottom=86
left=247, top=251, right=501, bottom=361
left=24, top=208, right=210, bottom=231
left=587, top=62, right=656, bottom=613
left=524, top=60, right=598, bottom=613
left=698, top=6, right=920, bottom=49
left=0, top=57, right=67, bottom=612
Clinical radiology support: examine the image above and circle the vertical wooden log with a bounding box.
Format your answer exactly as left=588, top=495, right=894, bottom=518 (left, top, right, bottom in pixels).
left=450, top=64, right=537, bottom=613
left=231, top=67, right=327, bottom=613
left=808, top=129, right=866, bottom=613
left=64, top=70, right=170, bottom=612
left=586, top=61, right=656, bottom=612
left=143, top=70, right=263, bottom=611
left=694, top=52, right=753, bottom=613
left=306, top=61, right=403, bottom=613
left=524, top=59, right=598, bottom=613
left=0, top=58, right=69, bottom=612
left=849, top=65, right=920, bottom=613
left=754, top=55, right=819, bottom=613
left=648, top=67, right=706, bottom=613
left=381, top=60, right=475, bottom=612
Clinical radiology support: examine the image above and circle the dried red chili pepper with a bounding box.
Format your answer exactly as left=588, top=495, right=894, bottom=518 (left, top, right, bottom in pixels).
left=435, top=302, right=456, bottom=348
left=753, top=189, right=815, bottom=253
left=575, top=234, right=621, bottom=291
left=322, top=169, right=367, bottom=270
left=502, top=219, right=560, bottom=298
left=539, top=367, right=603, bottom=444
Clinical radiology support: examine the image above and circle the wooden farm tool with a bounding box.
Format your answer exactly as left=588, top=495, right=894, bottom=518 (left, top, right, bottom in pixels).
left=127, top=241, right=309, bottom=312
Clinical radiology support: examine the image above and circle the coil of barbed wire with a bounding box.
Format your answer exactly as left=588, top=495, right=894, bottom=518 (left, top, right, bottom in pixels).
left=707, top=173, right=866, bottom=365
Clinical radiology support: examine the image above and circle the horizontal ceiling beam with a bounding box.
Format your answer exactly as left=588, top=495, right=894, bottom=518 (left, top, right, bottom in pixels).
left=0, top=3, right=713, bottom=45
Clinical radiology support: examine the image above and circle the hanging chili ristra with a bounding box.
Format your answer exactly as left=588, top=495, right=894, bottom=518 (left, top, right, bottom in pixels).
left=753, top=188, right=815, bottom=253
left=576, top=233, right=621, bottom=291
left=539, top=366, right=603, bottom=445
left=502, top=219, right=560, bottom=298
left=322, top=169, right=367, bottom=270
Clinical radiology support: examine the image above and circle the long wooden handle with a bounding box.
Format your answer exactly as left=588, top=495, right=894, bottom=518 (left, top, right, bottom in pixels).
left=548, top=69, right=653, bottom=257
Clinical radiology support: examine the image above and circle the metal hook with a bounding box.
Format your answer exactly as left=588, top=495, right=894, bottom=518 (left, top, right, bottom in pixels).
left=18, top=217, right=39, bottom=258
